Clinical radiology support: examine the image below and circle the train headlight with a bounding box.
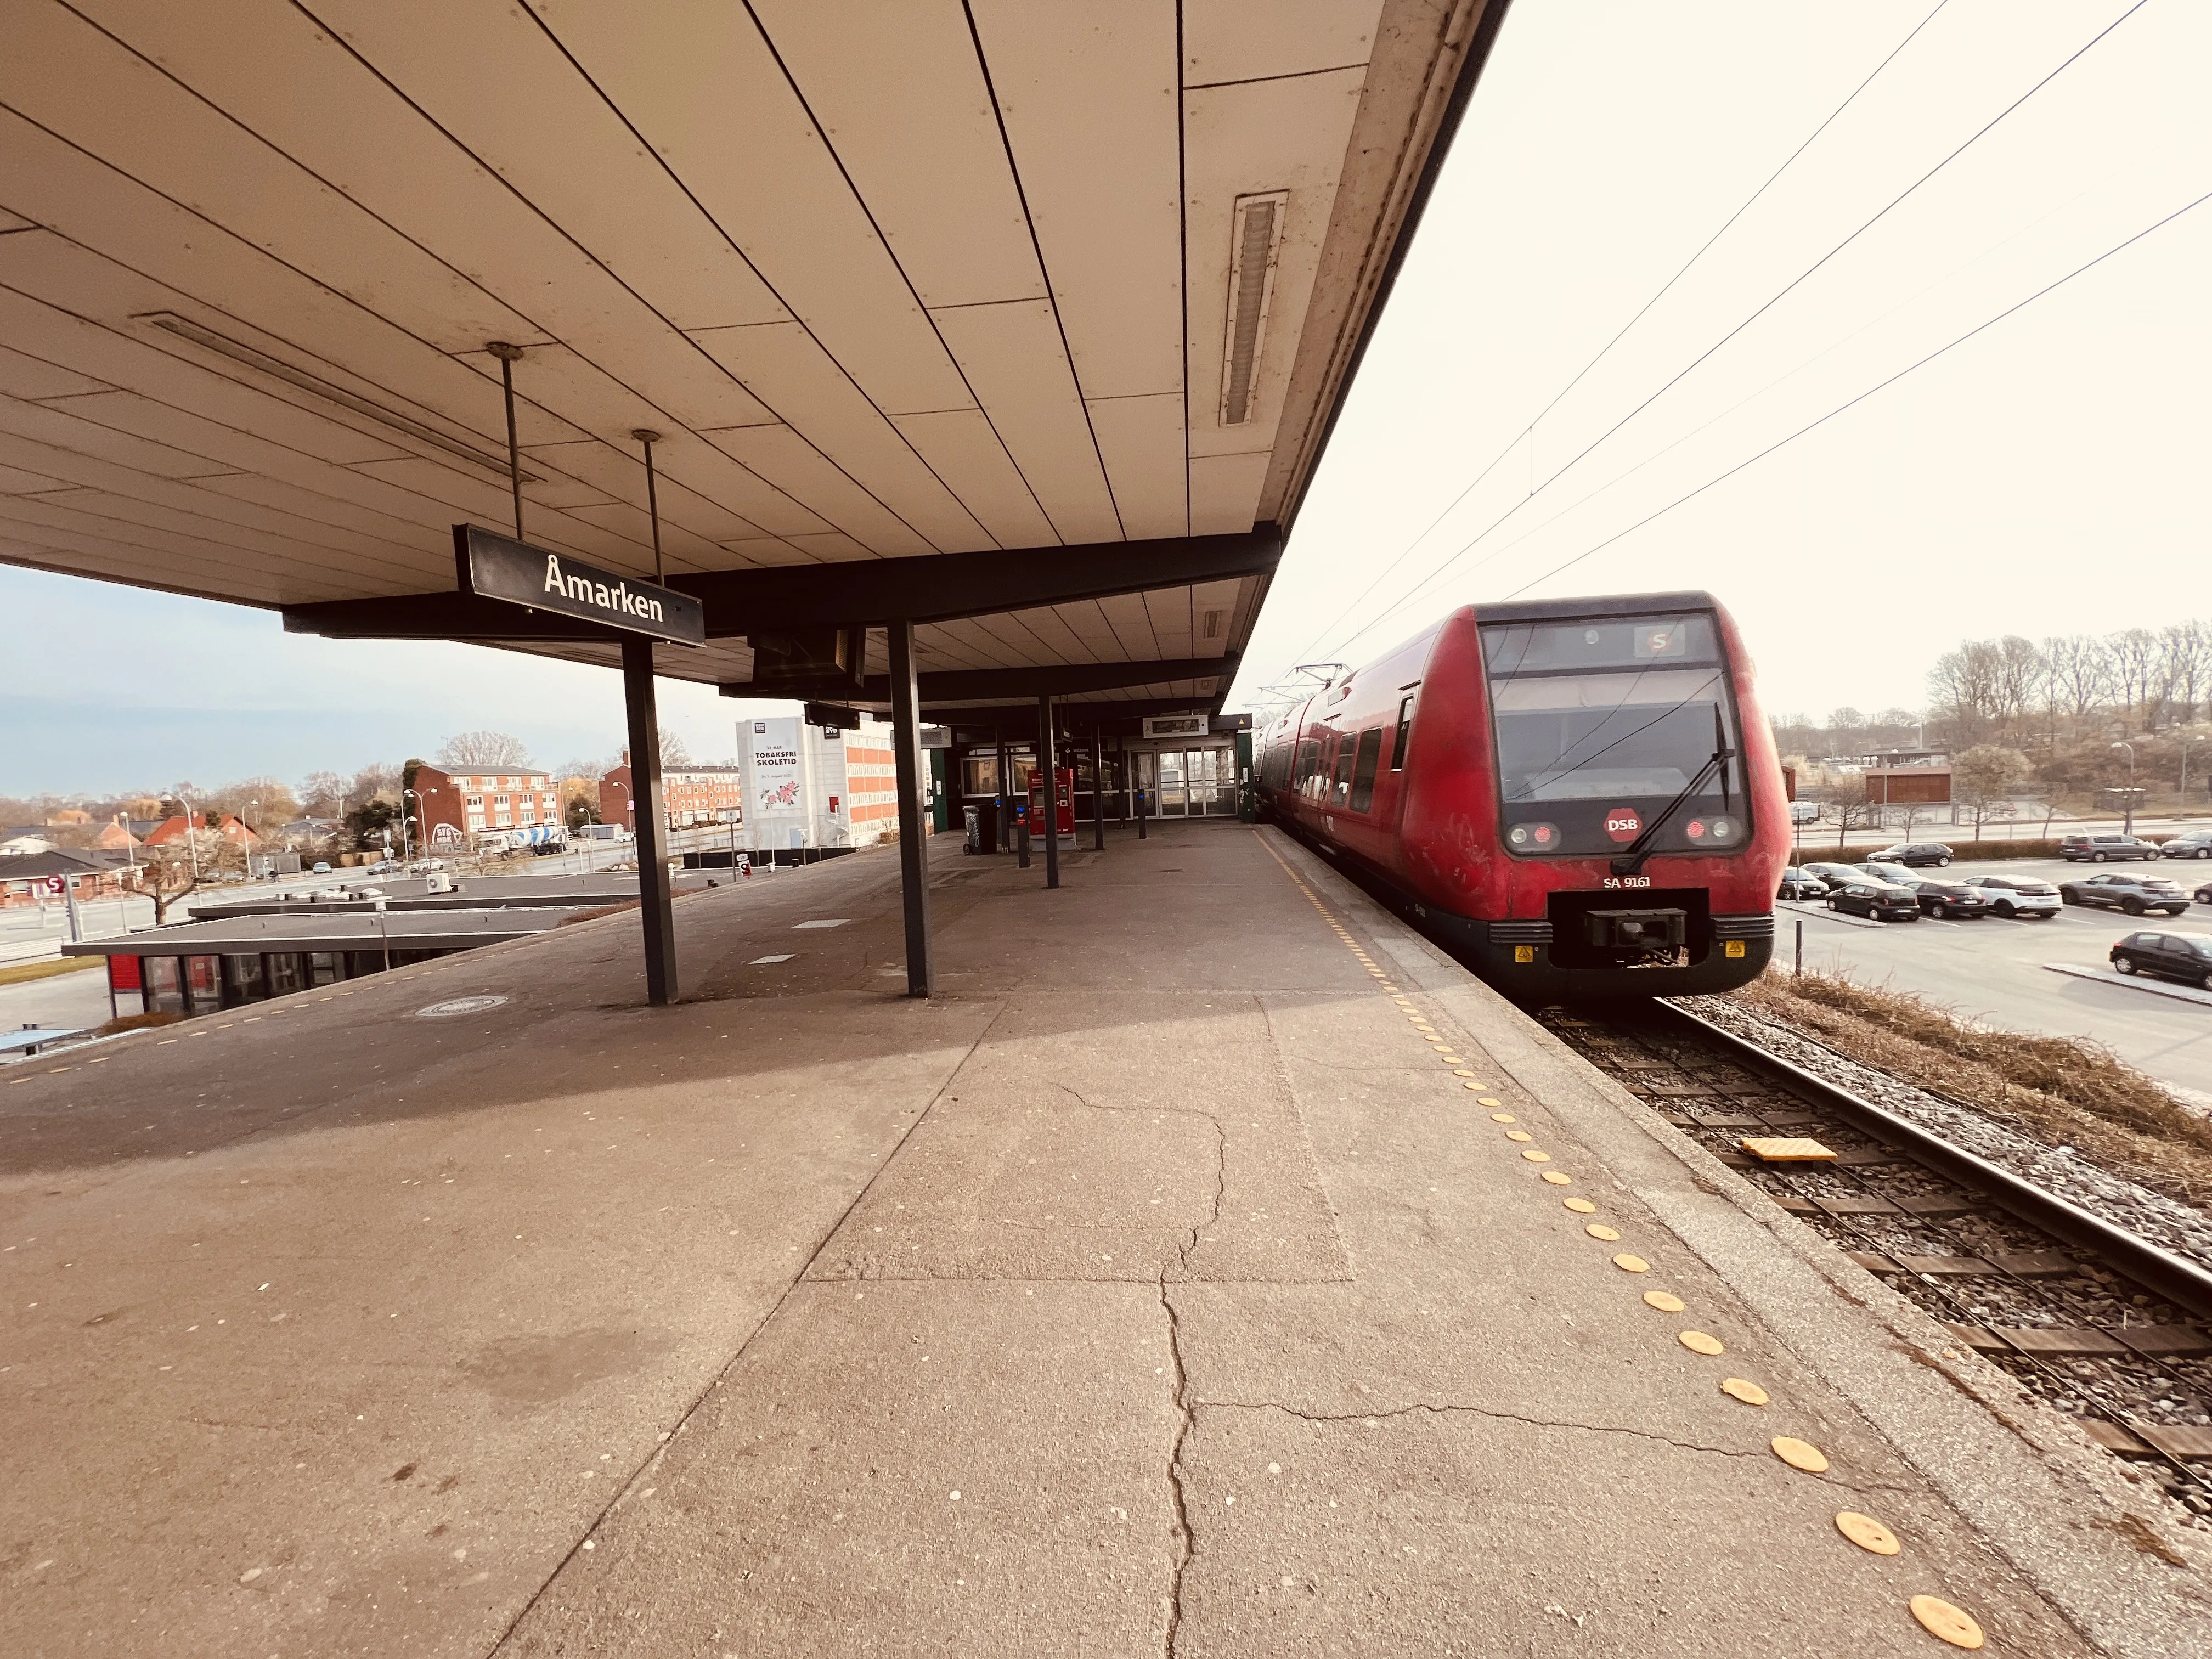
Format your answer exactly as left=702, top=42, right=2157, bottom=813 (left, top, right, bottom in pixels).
left=1686, top=816, right=1737, bottom=844
left=1506, top=821, right=1560, bottom=851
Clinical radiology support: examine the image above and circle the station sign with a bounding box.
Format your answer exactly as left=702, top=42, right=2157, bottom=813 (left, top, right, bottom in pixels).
left=453, top=524, right=704, bottom=646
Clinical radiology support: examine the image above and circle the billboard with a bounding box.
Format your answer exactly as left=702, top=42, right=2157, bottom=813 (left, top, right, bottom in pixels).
left=741, top=718, right=809, bottom=849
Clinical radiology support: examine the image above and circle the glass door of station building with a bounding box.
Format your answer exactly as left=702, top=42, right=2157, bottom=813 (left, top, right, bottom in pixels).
left=1138, top=748, right=1232, bottom=817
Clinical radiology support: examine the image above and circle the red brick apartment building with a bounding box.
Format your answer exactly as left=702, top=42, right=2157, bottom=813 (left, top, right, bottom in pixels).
left=409, top=765, right=560, bottom=848
left=600, top=753, right=742, bottom=830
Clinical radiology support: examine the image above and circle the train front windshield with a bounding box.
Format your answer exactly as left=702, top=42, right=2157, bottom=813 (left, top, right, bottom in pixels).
left=1481, top=614, right=1747, bottom=857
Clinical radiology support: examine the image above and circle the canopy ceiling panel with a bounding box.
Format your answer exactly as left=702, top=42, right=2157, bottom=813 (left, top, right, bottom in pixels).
left=0, top=0, right=1507, bottom=707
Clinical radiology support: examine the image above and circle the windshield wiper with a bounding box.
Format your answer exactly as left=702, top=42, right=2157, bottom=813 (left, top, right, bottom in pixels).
left=1611, top=706, right=1736, bottom=877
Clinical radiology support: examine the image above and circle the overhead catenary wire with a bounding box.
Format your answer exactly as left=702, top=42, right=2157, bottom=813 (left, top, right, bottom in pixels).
left=1494, top=184, right=2212, bottom=601
left=1305, top=0, right=2147, bottom=668
left=1334, top=177, right=2105, bottom=642
left=1312, top=0, right=1953, bottom=650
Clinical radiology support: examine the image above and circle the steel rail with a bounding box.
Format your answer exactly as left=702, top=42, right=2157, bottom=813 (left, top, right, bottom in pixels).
left=1647, top=997, right=2212, bottom=1323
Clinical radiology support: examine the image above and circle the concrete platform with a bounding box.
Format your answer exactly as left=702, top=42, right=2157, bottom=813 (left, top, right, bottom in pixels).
left=3, top=823, right=2207, bottom=1656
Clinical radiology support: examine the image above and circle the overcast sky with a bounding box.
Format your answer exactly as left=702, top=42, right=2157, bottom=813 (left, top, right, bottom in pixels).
left=4, top=0, right=2204, bottom=794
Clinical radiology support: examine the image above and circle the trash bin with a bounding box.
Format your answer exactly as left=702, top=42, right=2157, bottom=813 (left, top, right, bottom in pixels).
left=963, top=804, right=981, bottom=855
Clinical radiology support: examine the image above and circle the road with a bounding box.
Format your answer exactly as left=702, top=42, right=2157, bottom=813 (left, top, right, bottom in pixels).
left=1776, top=851, right=2212, bottom=1103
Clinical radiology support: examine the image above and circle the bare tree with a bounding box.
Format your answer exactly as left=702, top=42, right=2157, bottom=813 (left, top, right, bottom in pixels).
left=436, top=730, right=533, bottom=769
left=2158, top=621, right=2210, bottom=727
left=143, top=830, right=247, bottom=924
left=1952, top=744, right=2033, bottom=839
left=298, top=770, right=346, bottom=817
left=2109, top=628, right=2158, bottom=733
left=1821, top=772, right=1881, bottom=849
left=1927, top=641, right=2002, bottom=746
left=659, top=728, right=691, bottom=768
left=349, top=761, right=400, bottom=803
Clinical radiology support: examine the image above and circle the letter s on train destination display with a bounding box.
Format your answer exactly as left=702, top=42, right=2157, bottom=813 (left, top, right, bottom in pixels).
left=454, top=523, right=705, bottom=645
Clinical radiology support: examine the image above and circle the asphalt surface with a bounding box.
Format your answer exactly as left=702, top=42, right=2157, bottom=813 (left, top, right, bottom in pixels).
left=3, top=826, right=2206, bottom=1655
left=1778, top=853, right=2212, bottom=1101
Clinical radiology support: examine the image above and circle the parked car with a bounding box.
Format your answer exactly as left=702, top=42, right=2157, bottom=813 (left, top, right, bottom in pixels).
left=1853, top=864, right=1990, bottom=918
left=2058, top=872, right=2191, bottom=916
left=1788, top=802, right=1821, bottom=825
left=1799, top=861, right=1864, bottom=890
left=2061, top=833, right=2162, bottom=862
left=1778, top=867, right=1830, bottom=900
left=311, top=860, right=331, bottom=874
left=1956, top=873, right=2061, bottom=918
left=1869, top=842, right=1955, bottom=867
left=1828, top=880, right=1922, bottom=921
left=2159, top=830, right=2212, bottom=860
left=2109, top=929, right=2212, bottom=990
left=2197, top=877, right=2212, bottom=906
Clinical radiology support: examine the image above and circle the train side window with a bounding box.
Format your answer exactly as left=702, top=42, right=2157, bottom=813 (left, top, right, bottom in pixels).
left=1349, top=729, right=1384, bottom=811
left=1296, top=738, right=1320, bottom=797
left=1390, top=696, right=1415, bottom=769
left=1330, top=738, right=1356, bottom=806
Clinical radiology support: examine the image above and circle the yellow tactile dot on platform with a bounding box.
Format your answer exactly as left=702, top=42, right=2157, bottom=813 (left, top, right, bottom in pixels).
left=1679, top=1331, right=1726, bottom=1356
left=1520, top=1150, right=1552, bottom=1163
left=1643, top=1290, right=1686, bottom=1313
left=1454, top=1069, right=1480, bottom=1078
left=1476, top=1096, right=1502, bottom=1107
left=1438, top=1054, right=1464, bottom=1064
left=1464, top=1081, right=1489, bottom=1091
left=1564, top=1198, right=1598, bottom=1214
left=1719, top=1376, right=1769, bottom=1406
left=1835, top=1511, right=1901, bottom=1556
left=1584, top=1223, right=1621, bottom=1241
left=1488, top=1111, right=1516, bottom=1122
left=1908, top=1596, right=1984, bottom=1650
left=1505, top=1130, right=1533, bottom=1143
left=1541, top=1171, right=1572, bottom=1186
left=1770, top=1435, right=1827, bottom=1472
left=1612, top=1254, right=1650, bottom=1273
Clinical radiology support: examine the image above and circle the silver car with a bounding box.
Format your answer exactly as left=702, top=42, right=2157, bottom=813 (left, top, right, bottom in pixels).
left=1959, top=873, right=2061, bottom=918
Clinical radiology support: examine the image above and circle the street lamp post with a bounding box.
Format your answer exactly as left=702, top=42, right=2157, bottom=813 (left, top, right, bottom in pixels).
left=2109, top=741, right=2136, bottom=836
left=399, top=788, right=421, bottom=867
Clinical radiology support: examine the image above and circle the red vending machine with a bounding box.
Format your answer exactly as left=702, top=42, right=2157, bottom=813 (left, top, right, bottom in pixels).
left=1027, top=768, right=1076, bottom=837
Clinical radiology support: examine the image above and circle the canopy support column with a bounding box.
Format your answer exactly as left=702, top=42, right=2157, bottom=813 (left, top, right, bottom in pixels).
left=621, top=637, right=678, bottom=1006
left=888, top=620, right=934, bottom=996
left=1039, top=695, right=1060, bottom=890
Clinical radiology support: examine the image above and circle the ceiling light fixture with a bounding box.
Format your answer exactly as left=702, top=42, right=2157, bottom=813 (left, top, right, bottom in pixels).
left=139, top=311, right=537, bottom=482
left=1219, top=190, right=1288, bottom=427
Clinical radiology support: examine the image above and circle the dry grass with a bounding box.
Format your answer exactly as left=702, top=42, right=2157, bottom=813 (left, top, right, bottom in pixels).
left=558, top=900, right=641, bottom=926
left=0, top=955, right=103, bottom=988
left=1729, top=969, right=2212, bottom=1210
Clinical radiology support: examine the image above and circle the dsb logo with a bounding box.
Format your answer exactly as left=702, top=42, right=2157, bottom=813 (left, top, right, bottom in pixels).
left=1604, top=807, right=1643, bottom=843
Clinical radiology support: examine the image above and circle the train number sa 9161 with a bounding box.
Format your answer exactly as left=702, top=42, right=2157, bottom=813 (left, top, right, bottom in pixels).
left=1601, top=875, right=1652, bottom=889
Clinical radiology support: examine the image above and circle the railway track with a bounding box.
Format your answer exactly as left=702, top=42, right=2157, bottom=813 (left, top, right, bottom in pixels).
left=1543, top=996, right=2212, bottom=1521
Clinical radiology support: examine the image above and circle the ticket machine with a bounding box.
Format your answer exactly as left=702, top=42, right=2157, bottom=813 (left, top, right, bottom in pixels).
left=1027, top=767, right=1075, bottom=838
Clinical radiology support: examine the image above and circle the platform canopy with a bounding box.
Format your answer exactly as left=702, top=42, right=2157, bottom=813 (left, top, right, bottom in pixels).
left=0, top=0, right=1504, bottom=715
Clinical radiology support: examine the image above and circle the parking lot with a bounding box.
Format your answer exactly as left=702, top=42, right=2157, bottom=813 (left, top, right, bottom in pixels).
left=1778, top=850, right=2212, bottom=1103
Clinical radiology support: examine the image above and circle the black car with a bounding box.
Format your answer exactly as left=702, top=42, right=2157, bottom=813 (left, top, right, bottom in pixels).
left=2110, top=930, right=2212, bottom=990
left=1799, top=861, right=1865, bottom=891
left=2061, top=833, right=2162, bottom=862
left=2058, top=872, right=2191, bottom=916
left=1828, top=880, right=1921, bottom=921
left=1853, top=863, right=1990, bottom=917
left=1778, top=867, right=1831, bottom=901
left=2160, top=830, right=2212, bottom=860
left=1869, top=842, right=1955, bottom=867
left=2197, top=878, right=2212, bottom=906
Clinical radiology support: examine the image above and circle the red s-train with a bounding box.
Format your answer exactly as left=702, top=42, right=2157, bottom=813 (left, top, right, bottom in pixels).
left=1257, top=591, right=1790, bottom=998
